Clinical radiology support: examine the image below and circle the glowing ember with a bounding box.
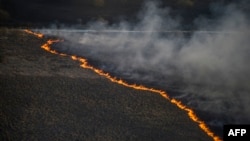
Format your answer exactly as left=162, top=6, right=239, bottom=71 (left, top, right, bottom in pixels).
left=25, top=29, right=222, bottom=141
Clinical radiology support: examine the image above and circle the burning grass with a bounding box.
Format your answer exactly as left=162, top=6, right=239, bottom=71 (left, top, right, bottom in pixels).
left=36, top=30, right=221, bottom=141
left=0, top=29, right=213, bottom=141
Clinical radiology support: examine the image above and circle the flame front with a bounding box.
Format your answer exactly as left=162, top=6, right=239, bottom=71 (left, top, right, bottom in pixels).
left=24, top=29, right=222, bottom=141
left=24, top=29, right=44, bottom=38
left=41, top=39, right=67, bottom=56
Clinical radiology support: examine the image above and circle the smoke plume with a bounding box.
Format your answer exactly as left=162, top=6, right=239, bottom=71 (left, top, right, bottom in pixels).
left=38, top=0, right=250, bottom=134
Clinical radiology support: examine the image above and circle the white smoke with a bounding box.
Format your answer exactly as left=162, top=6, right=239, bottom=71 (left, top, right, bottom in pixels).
left=38, top=0, right=250, bottom=128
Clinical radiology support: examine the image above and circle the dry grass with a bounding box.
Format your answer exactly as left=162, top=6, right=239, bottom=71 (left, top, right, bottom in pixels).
left=0, top=28, right=212, bottom=141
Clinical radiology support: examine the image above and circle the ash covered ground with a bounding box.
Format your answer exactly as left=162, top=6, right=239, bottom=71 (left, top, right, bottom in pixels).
left=37, top=1, right=250, bottom=135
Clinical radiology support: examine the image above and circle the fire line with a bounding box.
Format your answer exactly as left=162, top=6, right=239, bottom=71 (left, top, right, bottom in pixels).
left=24, top=29, right=222, bottom=141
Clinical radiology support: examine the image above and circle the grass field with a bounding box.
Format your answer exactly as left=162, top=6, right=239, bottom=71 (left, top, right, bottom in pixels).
left=0, top=29, right=212, bottom=141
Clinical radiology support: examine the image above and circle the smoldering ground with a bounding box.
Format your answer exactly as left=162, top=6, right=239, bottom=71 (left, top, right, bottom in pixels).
left=38, top=0, right=250, bottom=136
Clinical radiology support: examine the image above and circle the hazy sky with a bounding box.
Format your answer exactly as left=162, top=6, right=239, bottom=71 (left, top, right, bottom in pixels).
left=3, top=0, right=249, bottom=26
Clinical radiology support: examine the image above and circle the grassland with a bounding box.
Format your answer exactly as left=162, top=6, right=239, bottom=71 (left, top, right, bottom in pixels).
left=0, top=28, right=212, bottom=141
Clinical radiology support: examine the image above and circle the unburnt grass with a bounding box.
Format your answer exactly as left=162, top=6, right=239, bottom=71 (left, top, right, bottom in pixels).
left=0, top=28, right=212, bottom=141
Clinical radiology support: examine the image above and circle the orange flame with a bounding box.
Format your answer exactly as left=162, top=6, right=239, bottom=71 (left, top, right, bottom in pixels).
left=24, top=29, right=44, bottom=38
left=25, top=29, right=222, bottom=141
left=41, top=39, right=67, bottom=56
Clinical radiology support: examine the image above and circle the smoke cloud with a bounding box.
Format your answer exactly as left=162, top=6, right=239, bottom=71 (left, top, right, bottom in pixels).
left=38, top=0, right=250, bottom=134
